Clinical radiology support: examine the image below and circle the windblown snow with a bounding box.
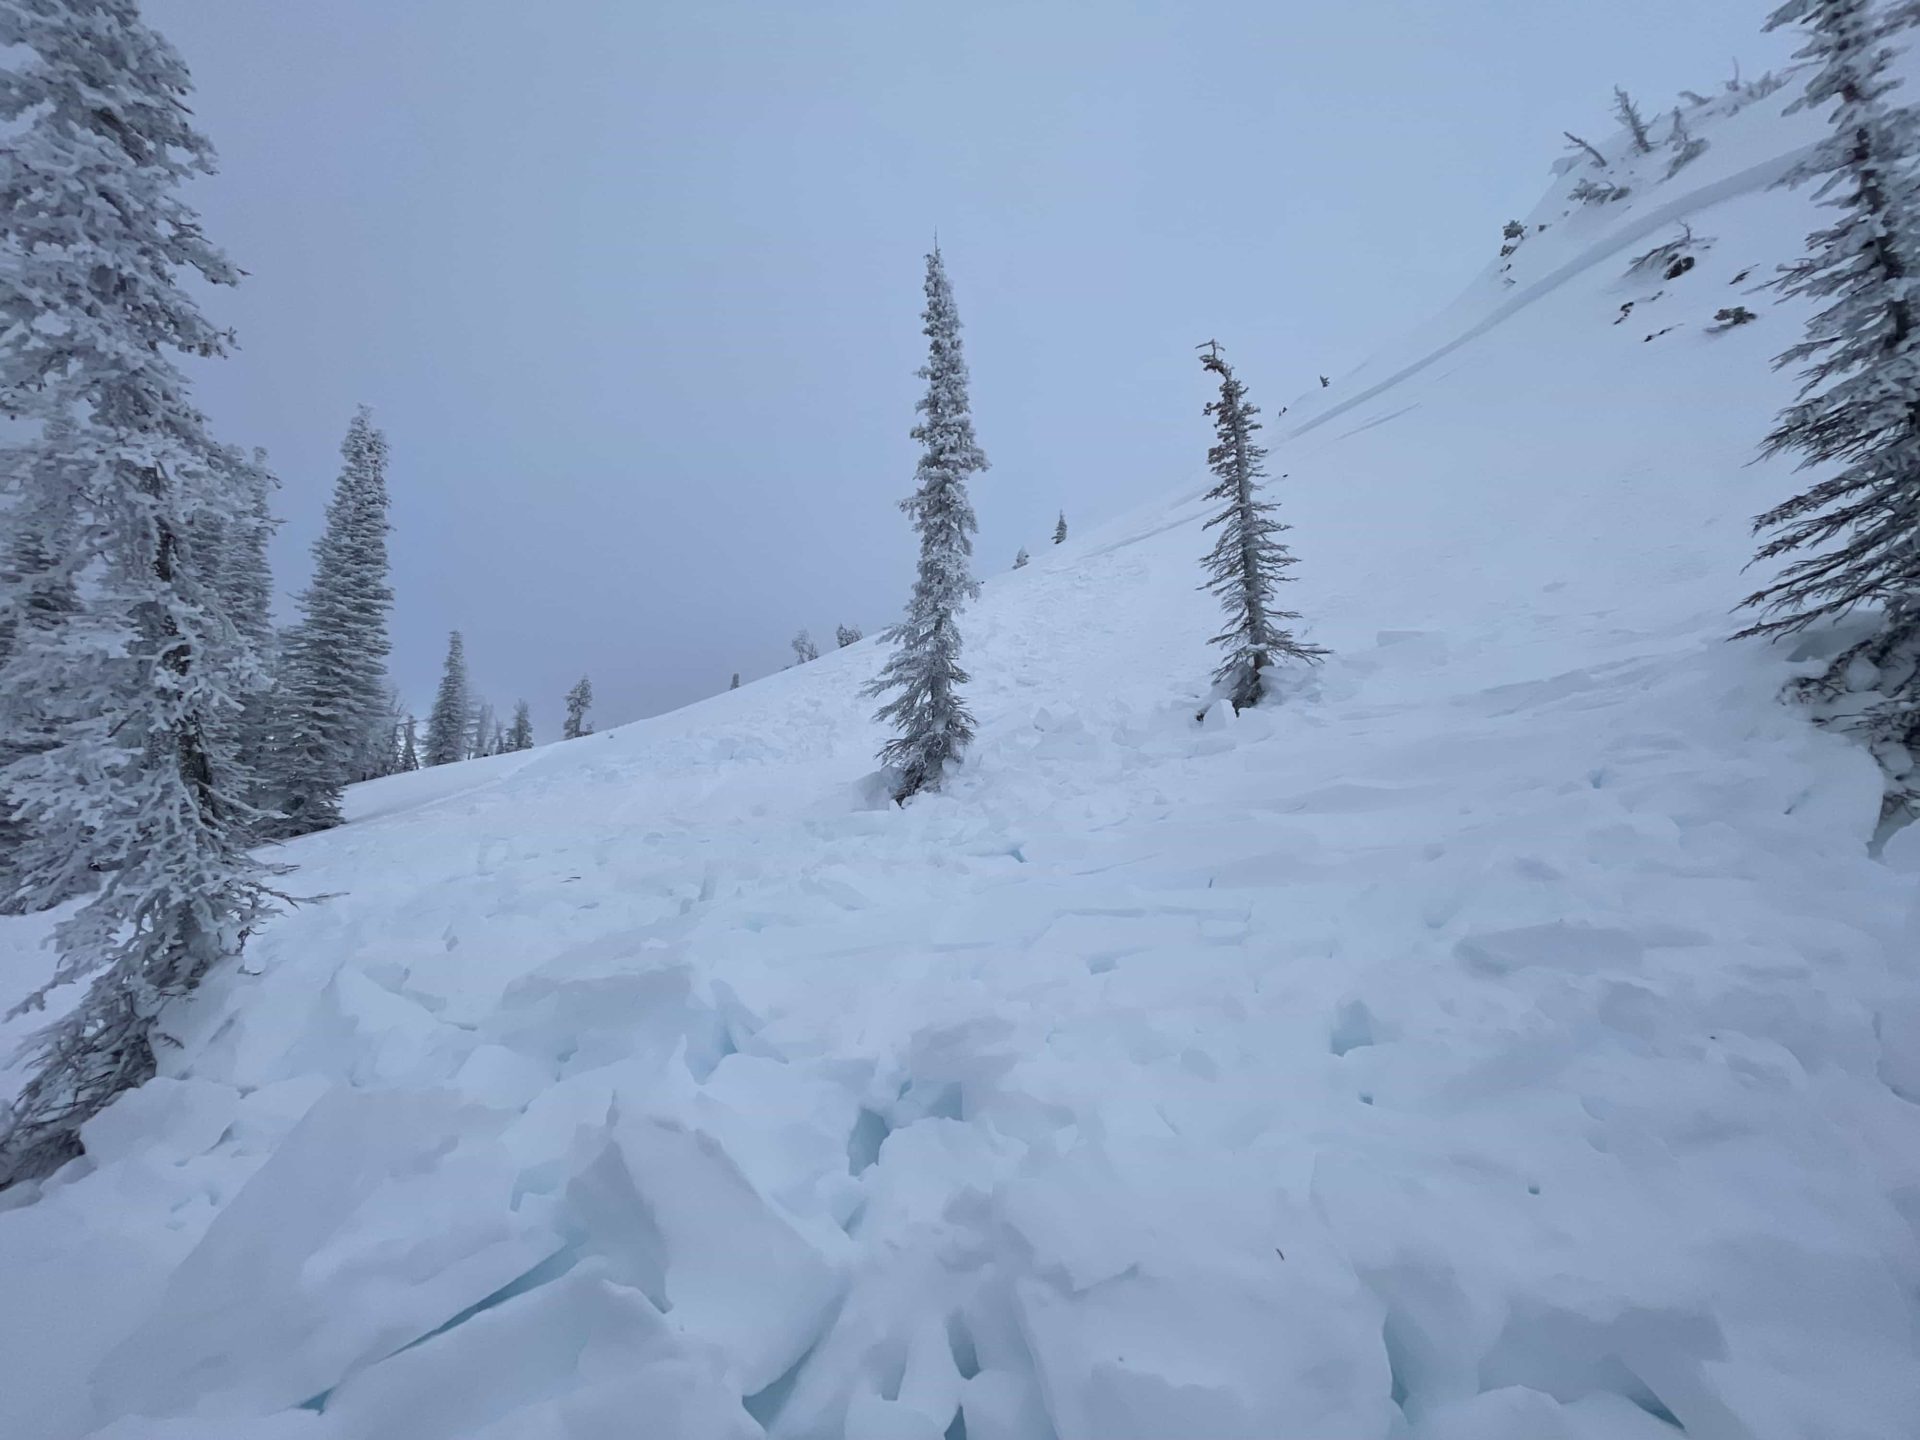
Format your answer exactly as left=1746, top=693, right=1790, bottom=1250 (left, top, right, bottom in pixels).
left=4, top=80, right=1919, bottom=1440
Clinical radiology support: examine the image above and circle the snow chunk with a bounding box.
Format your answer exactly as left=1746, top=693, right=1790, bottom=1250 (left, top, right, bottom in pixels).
left=92, top=1087, right=555, bottom=1421
left=583, top=1109, right=843, bottom=1394
left=315, top=1264, right=756, bottom=1440
left=1454, top=922, right=1644, bottom=976
left=78, top=1076, right=238, bottom=1168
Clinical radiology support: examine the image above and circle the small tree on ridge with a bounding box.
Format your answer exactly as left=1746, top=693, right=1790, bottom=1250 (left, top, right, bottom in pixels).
left=1196, top=342, right=1326, bottom=711
left=424, top=632, right=471, bottom=766
left=563, top=675, right=594, bottom=739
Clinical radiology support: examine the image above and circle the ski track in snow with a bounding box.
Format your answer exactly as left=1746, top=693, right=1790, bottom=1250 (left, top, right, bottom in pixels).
left=3, top=83, right=1919, bottom=1440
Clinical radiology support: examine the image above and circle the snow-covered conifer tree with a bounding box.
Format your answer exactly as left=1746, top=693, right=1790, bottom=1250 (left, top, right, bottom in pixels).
left=836, top=624, right=863, bottom=648
left=864, top=247, right=988, bottom=801
left=262, top=409, right=393, bottom=833
left=385, top=690, right=408, bottom=773
left=507, top=700, right=533, bottom=751
left=1613, top=86, right=1654, bottom=153
left=792, top=630, right=820, bottom=664
left=563, top=675, right=594, bottom=739
left=0, top=0, right=276, bottom=1188
left=0, top=453, right=83, bottom=915
left=1666, top=107, right=1709, bottom=176
left=1054, top=511, right=1068, bottom=545
left=358, top=687, right=406, bottom=780
left=1196, top=344, right=1326, bottom=711
left=1738, top=0, right=1920, bottom=785
left=209, top=447, right=279, bottom=795
left=729, top=672, right=741, bottom=690
left=424, top=632, right=471, bottom=766
left=399, top=717, right=420, bottom=771
left=1013, top=547, right=1030, bottom=569
left=469, top=700, right=495, bottom=761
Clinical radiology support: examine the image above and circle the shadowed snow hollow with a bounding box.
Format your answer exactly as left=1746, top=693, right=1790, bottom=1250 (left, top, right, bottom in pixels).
left=4, top=76, right=1919, bottom=1440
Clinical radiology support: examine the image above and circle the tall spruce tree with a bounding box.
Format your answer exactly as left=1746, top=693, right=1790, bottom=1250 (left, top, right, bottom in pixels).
left=1196, top=344, right=1325, bottom=712
left=424, top=631, right=471, bottom=766
left=1054, top=511, right=1068, bottom=545
left=399, top=716, right=420, bottom=772
left=563, top=675, right=594, bottom=739
left=506, top=700, right=534, bottom=751
left=0, top=0, right=276, bottom=1189
left=1738, top=0, right=1920, bottom=778
left=865, top=247, right=989, bottom=801
left=264, top=408, right=393, bottom=834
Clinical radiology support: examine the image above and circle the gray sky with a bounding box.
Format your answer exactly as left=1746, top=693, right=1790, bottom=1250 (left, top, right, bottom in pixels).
left=146, top=0, right=1791, bottom=735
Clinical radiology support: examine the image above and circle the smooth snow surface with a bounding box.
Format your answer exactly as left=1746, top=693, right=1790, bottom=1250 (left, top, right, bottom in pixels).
left=6, top=82, right=1920, bottom=1440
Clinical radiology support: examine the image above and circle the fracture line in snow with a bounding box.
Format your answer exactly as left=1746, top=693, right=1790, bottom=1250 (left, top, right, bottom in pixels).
left=1286, top=146, right=1814, bottom=443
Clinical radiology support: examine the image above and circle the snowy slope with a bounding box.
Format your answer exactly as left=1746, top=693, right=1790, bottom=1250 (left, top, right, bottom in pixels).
left=5, top=79, right=1920, bottom=1440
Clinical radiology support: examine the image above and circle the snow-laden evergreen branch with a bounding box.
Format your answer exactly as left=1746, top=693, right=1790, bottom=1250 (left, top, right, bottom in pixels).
left=1739, top=0, right=1920, bottom=781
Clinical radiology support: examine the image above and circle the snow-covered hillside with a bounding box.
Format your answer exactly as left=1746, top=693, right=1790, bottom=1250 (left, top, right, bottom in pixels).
left=5, top=76, right=1919, bottom=1440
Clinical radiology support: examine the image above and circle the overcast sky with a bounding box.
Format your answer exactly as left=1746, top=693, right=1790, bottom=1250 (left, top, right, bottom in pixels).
left=144, top=0, right=1792, bottom=735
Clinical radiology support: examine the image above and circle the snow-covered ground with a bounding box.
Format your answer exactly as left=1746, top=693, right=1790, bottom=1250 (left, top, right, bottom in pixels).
left=5, top=79, right=1919, bottom=1440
